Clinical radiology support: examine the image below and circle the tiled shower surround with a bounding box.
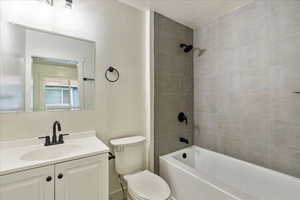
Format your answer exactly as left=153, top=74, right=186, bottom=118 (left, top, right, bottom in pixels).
left=154, top=13, right=194, bottom=173
left=194, top=0, right=300, bottom=177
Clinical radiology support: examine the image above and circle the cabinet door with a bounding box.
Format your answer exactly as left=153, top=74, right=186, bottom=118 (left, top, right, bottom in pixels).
left=0, top=166, right=54, bottom=200
left=55, top=154, right=108, bottom=200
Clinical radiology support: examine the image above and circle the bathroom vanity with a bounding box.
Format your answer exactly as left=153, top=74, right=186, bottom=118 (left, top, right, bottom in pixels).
left=0, top=131, right=109, bottom=200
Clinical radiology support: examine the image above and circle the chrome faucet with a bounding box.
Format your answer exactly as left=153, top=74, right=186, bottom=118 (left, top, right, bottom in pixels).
left=39, top=121, right=69, bottom=146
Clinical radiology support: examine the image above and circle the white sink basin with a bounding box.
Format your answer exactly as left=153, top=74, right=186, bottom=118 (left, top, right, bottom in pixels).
left=21, top=144, right=81, bottom=161
left=0, top=131, right=110, bottom=175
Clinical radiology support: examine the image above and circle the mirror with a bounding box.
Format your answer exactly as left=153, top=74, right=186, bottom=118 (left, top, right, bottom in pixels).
left=0, top=23, right=96, bottom=113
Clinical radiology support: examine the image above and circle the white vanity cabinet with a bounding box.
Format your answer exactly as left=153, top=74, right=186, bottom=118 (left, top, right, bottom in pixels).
left=0, top=166, right=54, bottom=200
left=55, top=154, right=108, bottom=200
left=0, top=154, right=108, bottom=200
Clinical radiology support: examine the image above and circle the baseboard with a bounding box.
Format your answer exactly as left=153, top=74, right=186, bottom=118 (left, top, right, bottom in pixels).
left=110, top=189, right=124, bottom=200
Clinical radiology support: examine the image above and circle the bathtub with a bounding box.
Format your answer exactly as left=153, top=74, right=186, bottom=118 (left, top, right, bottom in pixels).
left=160, top=145, right=300, bottom=200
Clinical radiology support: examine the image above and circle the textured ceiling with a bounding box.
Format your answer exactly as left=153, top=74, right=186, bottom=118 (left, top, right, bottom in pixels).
left=118, top=0, right=252, bottom=28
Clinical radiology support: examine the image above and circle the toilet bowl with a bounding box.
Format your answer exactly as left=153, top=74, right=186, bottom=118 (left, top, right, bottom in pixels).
left=110, top=136, right=171, bottom=200
left=124, top=170, right=170, bottom=200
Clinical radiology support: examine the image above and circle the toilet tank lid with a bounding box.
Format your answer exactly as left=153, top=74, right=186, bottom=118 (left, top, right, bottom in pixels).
left=110, top=136, right=146, bottom=146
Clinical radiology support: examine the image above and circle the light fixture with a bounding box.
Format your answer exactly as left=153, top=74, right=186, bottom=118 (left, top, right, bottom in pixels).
left=38, top=0, right=53, bottom=6
left=65, top=0, right=73, bottom=9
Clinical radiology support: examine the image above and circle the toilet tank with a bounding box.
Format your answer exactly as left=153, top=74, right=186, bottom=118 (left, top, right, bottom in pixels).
left=110, top=136, right=146, bottom=175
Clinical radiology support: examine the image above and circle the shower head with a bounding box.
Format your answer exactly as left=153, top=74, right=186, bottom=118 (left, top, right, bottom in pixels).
left=180, top=43, right=207, bottom=56
left=180, top=43, right=193, bottom=53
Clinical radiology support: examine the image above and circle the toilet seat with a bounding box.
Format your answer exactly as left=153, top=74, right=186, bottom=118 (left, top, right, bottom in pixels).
left=124, top=170, right=171, bottom=200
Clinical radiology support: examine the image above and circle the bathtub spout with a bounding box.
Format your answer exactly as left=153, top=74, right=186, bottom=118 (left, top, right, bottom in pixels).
left=179, top=137, right=189, bottom=144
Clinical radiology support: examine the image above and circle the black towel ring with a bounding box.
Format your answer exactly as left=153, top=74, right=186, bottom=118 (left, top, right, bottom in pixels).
left=105, top=66, right=119, bottom=82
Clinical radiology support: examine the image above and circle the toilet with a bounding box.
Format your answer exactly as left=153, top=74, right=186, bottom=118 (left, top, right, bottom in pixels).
left=110, top=136, right=171, bottom=200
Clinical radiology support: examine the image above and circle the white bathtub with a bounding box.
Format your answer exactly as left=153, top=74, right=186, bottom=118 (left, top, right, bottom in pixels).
left=160, top=145, right=300, bottom=200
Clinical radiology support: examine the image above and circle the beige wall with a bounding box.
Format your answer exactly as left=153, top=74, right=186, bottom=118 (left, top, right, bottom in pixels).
left=194, top=0, right=300, bottom=178
left=0, top=0, right=146, bottom=195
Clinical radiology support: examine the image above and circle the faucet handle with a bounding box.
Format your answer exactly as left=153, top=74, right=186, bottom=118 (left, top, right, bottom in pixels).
left=179, top=137, right=189, bottom=144
left=39, top=136, right=51, bottom=146
left=178, top=112, right=188, bottom=125
left=58, top=134, right=70, bottom=144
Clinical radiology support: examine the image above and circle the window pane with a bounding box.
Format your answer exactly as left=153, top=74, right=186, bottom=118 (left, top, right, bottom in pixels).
left=72, top=87, right=80, bottom=107
left=43, top=79, right=79, bottom=109
left=45, top=89, right=61, bottom=105
left=63, top=89, right=70, bottom=105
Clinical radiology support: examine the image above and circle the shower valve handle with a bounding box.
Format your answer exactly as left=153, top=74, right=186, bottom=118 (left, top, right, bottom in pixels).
left=178, top=112, right=188, bottom=125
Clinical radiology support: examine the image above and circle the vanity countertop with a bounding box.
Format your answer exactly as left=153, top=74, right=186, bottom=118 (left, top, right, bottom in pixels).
left=0, top=130, right=109, bottom=176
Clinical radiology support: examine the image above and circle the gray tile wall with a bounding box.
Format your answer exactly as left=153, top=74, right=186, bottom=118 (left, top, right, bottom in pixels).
left=154, top=13, right=194, bottom=173
left=194, top=0, right=300, bottom=178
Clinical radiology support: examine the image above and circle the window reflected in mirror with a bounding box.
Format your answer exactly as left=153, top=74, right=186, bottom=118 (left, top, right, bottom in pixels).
left=31, top=57, right=80, bottom=111
left=0, top=22, right=96, bottom=113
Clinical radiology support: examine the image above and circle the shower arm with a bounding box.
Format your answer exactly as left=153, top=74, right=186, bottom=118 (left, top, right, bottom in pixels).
left=193, top=47, right=206, bottom=57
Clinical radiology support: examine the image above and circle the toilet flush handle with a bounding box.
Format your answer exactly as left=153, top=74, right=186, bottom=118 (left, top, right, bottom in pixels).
left=108, top=152, right=115, bottom=160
